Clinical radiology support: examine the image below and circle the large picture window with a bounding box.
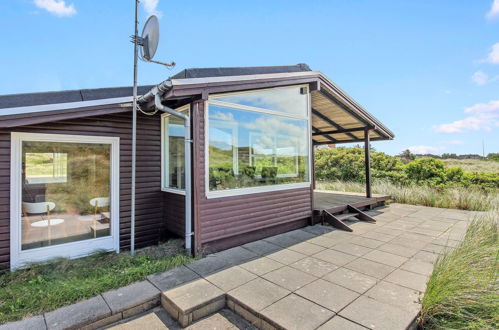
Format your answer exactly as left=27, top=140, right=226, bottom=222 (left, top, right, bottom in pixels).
left=10, top=133, right=119, bottom=269
left=207, top=85, right=310, bottom=196
left=161, top=105, right=189, bottom=193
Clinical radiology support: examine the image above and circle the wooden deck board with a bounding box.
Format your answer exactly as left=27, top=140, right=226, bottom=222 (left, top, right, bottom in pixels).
left=313, top=190, right=390, bottom=214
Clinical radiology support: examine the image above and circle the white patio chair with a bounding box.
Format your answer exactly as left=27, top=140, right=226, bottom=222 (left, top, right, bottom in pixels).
left=22, top=201, right=65, bottom=245
left=78, top=197, right=110, bottom=238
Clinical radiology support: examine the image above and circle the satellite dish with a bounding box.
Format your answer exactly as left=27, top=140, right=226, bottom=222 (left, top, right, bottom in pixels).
left=140, top=15, right=159, bottom=61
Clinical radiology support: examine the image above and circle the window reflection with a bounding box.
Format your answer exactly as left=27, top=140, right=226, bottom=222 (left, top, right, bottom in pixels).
left=212, top=86, right=308, bottom=116
left=21, top=141, right=111, bottom=250
left=208, top=104, right=309, bottom=191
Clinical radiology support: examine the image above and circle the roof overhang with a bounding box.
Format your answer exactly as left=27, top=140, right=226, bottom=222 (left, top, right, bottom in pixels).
left=0, top=70, right=395, bottom=143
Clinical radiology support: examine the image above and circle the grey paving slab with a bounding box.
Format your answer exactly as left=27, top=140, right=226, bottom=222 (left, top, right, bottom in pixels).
left=239, top=256, right=284, bottom=276
left=306, top=235, right=338, bottom=248
left=261, top=294, right=334, bottom=330
left=339, top=296, right=416, bottom=330
left=228, top=278, right=290, bottom=312
left=0, top=315, right=47, bottom=330
left=423, top=243, right=449, bottom=254
left=263, top=232, right=302, bottom=248
left=266, top=248, right=307, bottom=265
left=185, top=255, right=231, bottom=277
left=290, top=256, right=339, bottom=277
left=401, top=259, right=434, bottom=276
left=344, top=258, right=396, bottom=279
left=366, top=281, right=421, bottom=313
left=286, top=229, right=317, bottom=242
left=287, top=241, right=325, bottom=255
left=377, top=242, right=419, bottom=258
left=349, top=236, right=384, bottom=249
left=362, top=249, right=408, bottom=268
left=147, top=265, right=200, bottom=291
left=413, top=250, right=440, bottom=263
left=163, top=278, right=224, bottom=313
left=263, top=266, right=317, bottom=291
left=313, top=248, right=357, bottom=266
left=45, top=295, right=111, bottom=330
left=323, top=267, right=377, bottom=294
left=205, top=266, right=257, bottom=292
left=108, top=312, right=166, bottom=330
left=296, top=279, right=360, bottom=312
left=330, top=242, right=373, bottom=257
left=102, top=280, right=160, bottom=314
left=302, top=225, right=335, bottom=236
left=362, top=230, right=396, bottom=242
left=241, top=240, right=281, bottom=256
left=385, top=269, right=428, bottom=292
left=317, top=316, right=367, bottom=330
left=373, top=227, right=404, bottom=237
left=216, top=246, right=259, bottom=266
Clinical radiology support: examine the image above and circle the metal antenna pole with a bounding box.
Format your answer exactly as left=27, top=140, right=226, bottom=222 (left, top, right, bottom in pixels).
left=131, top=0, right=139, bottom=256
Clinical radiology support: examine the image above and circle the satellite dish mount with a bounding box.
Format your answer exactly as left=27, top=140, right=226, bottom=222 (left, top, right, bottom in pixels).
left=131, top=15, right=175, bottom=67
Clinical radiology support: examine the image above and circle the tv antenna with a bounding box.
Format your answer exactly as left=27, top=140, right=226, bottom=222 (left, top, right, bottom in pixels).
left=131, top=15, right=176, bottom=67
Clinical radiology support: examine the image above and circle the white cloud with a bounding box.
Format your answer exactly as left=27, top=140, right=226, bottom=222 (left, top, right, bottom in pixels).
left=486, top=0, right=499, bottom=20
left=472, top=71, right=488, bottom=85
left=486, top=42, right=499, bottom=64
left=444, top=90, right=453, bottom=94
left=434, top=100, right=499, bottom=133
left=34, top=0, right=76, bottom=17
left=142, top=0, right=162, bottom=17
left=406, top=146, right=444, bottom=154
left=472, top=70, right=499, bottom=85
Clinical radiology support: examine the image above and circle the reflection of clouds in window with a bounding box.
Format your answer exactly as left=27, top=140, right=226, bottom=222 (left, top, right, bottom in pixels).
left=211, top=110, right=235, bottom=122
left=214, top=87, right=307, bottom=116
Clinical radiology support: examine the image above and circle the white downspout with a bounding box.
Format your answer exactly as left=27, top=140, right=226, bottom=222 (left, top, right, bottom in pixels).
left=153, top=93, right=193, bottom=254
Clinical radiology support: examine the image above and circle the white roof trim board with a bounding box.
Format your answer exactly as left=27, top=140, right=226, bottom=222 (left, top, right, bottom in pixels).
left=0, top=96, right=133, bottom=117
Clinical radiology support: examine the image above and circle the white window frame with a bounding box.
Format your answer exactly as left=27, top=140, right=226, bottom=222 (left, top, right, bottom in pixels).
left=161, top=104, right=190, bottom=195
left=205, top=84, right=311, bottom=199
left=10, top=132, right=120, bottom=270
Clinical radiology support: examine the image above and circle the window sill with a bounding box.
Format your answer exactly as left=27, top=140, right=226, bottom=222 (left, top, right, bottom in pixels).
left=206, top=182, right=311, bottom=199
left=162, top=188, right=186, bottom=195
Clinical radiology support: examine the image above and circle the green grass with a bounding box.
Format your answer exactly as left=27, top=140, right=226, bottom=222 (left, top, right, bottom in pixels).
left=441, top=158, right=499, bottom=173
left=0, top=240, right=194, bottom=324
left=419, top=212, right=499, bottom=329
left=316, top=180, right=499, bottom=211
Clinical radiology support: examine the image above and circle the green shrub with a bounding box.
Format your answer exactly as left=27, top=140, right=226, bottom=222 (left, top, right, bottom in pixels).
left=405, top=158, right=447, bottom=184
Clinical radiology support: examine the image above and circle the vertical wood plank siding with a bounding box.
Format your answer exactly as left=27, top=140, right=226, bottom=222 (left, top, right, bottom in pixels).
left=192, top=101, right=312, bottom=251
left=0, top=111, right=164, bottom=270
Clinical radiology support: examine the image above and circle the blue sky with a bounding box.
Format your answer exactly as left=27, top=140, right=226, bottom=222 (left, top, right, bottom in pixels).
left=1, top=0, right=499, bottom=156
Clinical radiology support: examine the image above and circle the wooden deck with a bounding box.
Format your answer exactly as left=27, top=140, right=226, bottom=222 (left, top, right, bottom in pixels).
left=313, top=190, right=391, bottom=215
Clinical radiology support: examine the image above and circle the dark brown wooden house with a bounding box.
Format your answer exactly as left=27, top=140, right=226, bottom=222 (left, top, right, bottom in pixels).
left=0, top=64, right=394, bottom=270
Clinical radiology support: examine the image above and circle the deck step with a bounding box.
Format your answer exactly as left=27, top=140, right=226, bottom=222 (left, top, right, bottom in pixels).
left=335, top=212, right=359, bottom=221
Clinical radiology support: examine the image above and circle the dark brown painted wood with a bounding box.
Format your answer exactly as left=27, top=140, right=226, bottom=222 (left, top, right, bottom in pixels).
left=0, top=111, right=164, bottom=270
left=191, top=101, right=313, bottom=254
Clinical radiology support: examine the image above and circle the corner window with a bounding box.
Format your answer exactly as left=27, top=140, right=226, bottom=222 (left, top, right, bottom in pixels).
left=207, top=85, right=310, bottom=197
left=161, top=105, right=190, bottom=193
left=10, top=133, right=120, bottom=269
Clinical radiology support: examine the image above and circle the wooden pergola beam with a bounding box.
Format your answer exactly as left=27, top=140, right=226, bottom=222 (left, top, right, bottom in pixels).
left=312, top=126, right=337, bottom=143
left=312, top=109, right=359, bottom=141
left=312, top=126, right=374, bottom=136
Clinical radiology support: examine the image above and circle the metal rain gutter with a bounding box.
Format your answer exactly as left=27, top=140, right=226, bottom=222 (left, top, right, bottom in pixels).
left=141, top=87, right=193, bottom=255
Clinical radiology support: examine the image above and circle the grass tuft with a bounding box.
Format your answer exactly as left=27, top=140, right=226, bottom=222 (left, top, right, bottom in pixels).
left=419, top=212, right=499, bottom=329
left=316, top=180, right=499, bottom=211
left=0, top=240, right=194, bottom=324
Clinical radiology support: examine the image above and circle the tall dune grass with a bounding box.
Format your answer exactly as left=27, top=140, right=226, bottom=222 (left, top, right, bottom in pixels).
left=419, top=212, right=499, bottom=329
left=316, top=180, right=499, bottom=211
